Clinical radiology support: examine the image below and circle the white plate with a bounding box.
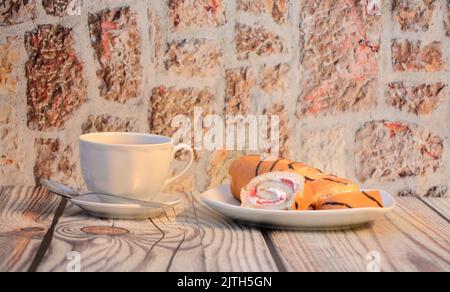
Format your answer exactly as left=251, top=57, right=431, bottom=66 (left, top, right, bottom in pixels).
left=71, top=193, right=182, bottom=219
left=201, top=185, right=395, bottom=230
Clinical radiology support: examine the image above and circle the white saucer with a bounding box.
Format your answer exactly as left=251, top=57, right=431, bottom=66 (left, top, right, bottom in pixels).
left=201, top=185, right=395, bottom=230
left=71, top=193, right=182, bottom=219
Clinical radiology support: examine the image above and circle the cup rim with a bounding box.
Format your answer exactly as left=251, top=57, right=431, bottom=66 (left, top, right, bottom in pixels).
left=79, top=132, right=173, bottom=148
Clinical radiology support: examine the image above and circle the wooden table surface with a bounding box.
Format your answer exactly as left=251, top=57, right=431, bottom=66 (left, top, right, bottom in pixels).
left=0, top=186, right=449, bottom=272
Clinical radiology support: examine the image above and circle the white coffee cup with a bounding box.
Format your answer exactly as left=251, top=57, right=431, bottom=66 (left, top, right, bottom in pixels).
left=79, top=132, right=194, bottom=201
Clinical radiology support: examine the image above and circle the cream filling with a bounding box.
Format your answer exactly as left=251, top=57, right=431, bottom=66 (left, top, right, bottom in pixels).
left=248, top=179, right=296, bottom=206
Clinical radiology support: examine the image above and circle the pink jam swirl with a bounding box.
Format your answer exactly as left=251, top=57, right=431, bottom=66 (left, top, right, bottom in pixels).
left=249, top=178, right=295, bottom=206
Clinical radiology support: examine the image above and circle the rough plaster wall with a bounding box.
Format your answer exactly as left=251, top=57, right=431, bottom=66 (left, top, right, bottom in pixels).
left=0, top=0, right=449, bottom=198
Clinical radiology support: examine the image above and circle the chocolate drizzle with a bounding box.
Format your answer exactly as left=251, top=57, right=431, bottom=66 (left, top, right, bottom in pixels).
left=362, top=191, right=383, bottom=208
left=322, top=177, right=348, bottom=185
left=270, top=159, right=282, bottom=171
left=314, top=167, right=323, bottom=174
left=255, top=160, right=264, bottom=176
left=287, top=162, right=316, bottom=182
left=287, top=162, right=297, bottom=170
left=322, top=202, right=353, bottom=209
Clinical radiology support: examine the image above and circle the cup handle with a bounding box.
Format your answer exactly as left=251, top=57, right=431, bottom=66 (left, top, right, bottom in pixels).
left=164, top=143, right=194, bottom=187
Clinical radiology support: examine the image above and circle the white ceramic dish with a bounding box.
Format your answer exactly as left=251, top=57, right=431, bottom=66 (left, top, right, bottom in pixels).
left=201, top=185, right=395, bottom=230
left=71, top=192, right=182, bottom=219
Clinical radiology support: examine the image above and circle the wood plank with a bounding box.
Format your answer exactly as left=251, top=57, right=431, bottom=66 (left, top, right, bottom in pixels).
left=0, top=186, right=62, bottom=272
left=268, top=198, right=450, bottom=272
left=36, top=193, right=207, bottom=272
left=191, top=193, right=278, bottom=272
left=37, top=191, right=278, bottom=272
left=420, top=198, right=450, bottom=221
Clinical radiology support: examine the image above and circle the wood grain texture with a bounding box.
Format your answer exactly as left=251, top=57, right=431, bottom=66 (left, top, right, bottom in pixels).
left=36, top=193, right=206, bottom=272
left=420, top=198, right=450, bottom=221
left=36, top=192, right=277, bottom=272
left=0, top=187, right=61, bottom=272
left=191, top=193, right=278, bottom=272
left=268, top=198, right=450, bottom=272
left=1, top=186, right=449, bottom=272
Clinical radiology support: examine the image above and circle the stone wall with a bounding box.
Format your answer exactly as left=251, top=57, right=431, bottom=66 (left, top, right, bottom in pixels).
left=0, top=0, right=449, bottom=198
